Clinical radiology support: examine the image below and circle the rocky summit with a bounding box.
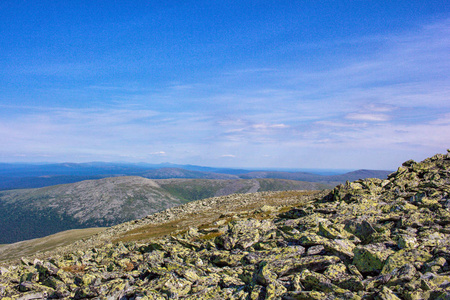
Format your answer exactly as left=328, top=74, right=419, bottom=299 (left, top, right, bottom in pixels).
left=1, top=152, right=450, bottom=299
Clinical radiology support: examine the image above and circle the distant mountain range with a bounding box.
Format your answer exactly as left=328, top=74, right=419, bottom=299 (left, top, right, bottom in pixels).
left=0, top=162, right=393, bottom=243
left=0, top=162, right=392, bottom=190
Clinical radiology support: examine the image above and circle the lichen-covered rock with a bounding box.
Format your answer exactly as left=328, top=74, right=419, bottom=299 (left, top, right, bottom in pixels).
left=344, top=218, right=378, bottom=244
left=218, top=218, right=275, bottom=250
left=300, top=269, right=351, bottom=295
left=353, top=243, right=394, bottom=274
left=381, top=249, right=433, bottom=274
left=375, top=286, right=401, bottom=300
left=282, top=290, right=327, bottom=300
left=397, top=234, right=419, bottom=249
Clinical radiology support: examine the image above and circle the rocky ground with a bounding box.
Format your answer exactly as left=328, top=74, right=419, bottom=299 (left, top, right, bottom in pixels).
left=0, top=152, right=449, bottom=299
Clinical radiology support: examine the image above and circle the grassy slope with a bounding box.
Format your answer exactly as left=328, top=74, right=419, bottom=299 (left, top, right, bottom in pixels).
left=0, top=227, right=106, bottom=263
left=155, top=179, right=230, bottom=202
left=256, top=178, right=335, bottom=191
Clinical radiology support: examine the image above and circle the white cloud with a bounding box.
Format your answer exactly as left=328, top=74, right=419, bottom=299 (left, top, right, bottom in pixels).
left=345, top=113, right=390, bottom=122
left=430, top=114, right=450, bottom=125
left=251, top=123, right=289, bottom=130
left=314, top=121, right=364, bottom=128
left=363, top=103, right=396, bottom=113
left=150, top=151, right=166, bottom=156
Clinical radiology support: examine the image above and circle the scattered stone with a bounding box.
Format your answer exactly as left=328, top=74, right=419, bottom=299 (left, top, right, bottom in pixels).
left=353, top=243, right=394, bottom=274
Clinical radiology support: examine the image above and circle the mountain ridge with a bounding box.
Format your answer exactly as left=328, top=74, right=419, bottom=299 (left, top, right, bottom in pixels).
left=0, top=162, right=392, bottom=191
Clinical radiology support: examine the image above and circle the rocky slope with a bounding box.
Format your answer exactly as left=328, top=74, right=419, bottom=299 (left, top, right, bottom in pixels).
left=1, top=152, right=449, bottom=299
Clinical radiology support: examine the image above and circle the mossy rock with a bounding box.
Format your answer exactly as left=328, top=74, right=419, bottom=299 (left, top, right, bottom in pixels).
left=381, top=249, right=433, bottom=274
left=353, top=243, right=394, bottom=274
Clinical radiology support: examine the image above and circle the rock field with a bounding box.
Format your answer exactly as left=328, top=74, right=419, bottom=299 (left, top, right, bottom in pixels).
left=0, top=151, right=449, bottom=299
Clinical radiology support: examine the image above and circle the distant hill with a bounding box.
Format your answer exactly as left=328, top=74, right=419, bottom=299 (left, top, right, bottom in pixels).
left=0, top=162, right=393, bottom=190
left=140, top=167, right=239, bottom=180
left=0, top=162, right=150, bottom=177
left=156, top=178, right=332, bottom=202
left=325, top=169, right=394, bottom=182
left=239, top=171, right=324, bottom=181
left=0, top=177, right=330, bottom=244
left=0, top=175, right=111, bottom=190
left=238, top=169, right=392, bottom=182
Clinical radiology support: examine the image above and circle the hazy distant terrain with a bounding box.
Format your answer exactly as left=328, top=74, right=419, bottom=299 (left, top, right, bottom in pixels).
left=241, top=169, right=394, bottom=182
left=0, top=162, right=392, bottom=190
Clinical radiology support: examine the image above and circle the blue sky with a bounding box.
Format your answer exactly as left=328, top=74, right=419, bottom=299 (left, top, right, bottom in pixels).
left=1, top=1, right=449, bottom=169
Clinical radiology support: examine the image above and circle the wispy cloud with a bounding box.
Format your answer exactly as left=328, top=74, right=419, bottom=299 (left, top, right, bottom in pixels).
left=252, top=123, right=289, bottom=129
left=150, top=151, right=166, bottom=156
left=345, top=113, right=390, bottom=122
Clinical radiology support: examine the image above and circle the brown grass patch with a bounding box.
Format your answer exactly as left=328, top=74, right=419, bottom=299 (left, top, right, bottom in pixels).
left=0, top=228, right=106, bottom=265
left=197, top=231, right=224, bottom=240
left=112, top=218, right=189, bottom=243
left=124, top=262, right=134, bottom=271
left=62, top=264, right=85, bottom=274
